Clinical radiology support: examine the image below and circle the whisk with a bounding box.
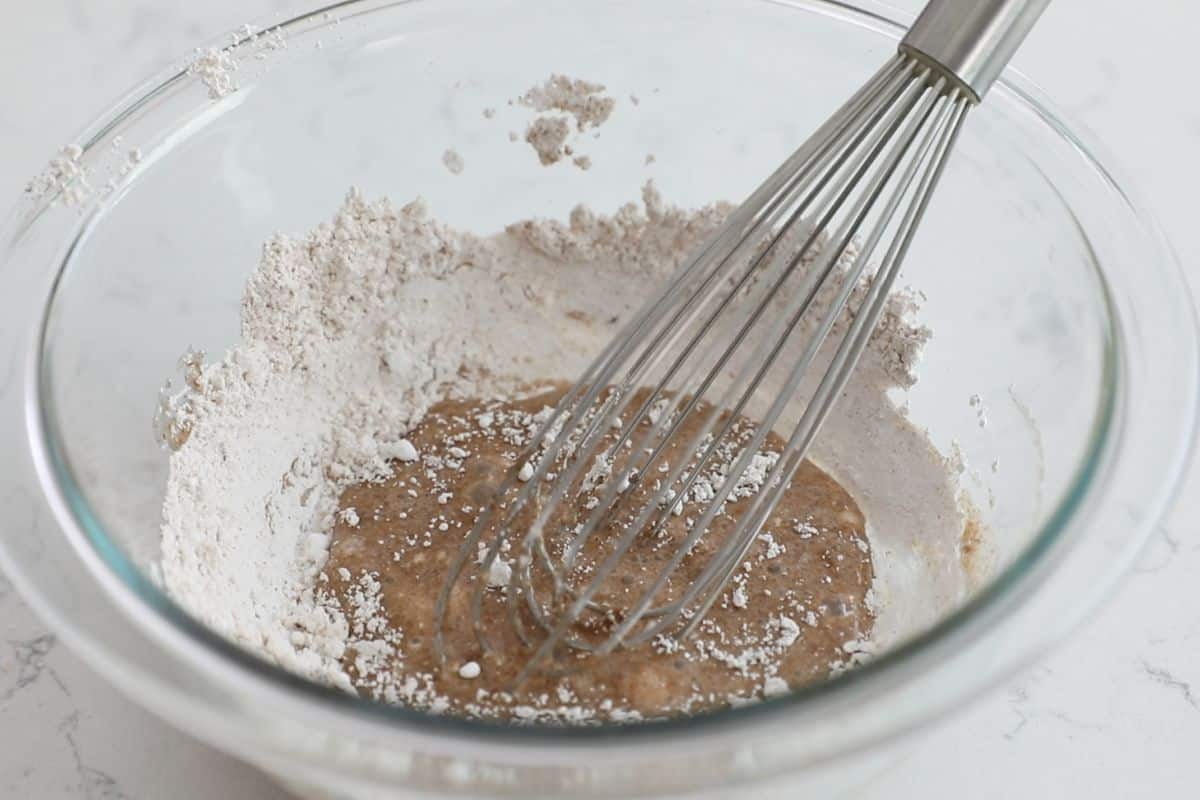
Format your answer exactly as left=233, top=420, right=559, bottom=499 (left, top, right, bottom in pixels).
left=434, top=0, right=1049, bottom=681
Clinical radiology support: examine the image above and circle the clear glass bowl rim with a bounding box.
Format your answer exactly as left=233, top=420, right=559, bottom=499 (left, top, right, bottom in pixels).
left=8, top=0, right=1198, bottom=759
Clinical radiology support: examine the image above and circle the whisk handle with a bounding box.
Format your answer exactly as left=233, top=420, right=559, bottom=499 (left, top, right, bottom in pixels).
left=900, top=0, right=1050, bottom=102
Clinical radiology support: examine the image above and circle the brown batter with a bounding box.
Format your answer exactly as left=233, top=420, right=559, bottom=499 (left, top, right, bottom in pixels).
left=322, top=385, right=874, bottom=723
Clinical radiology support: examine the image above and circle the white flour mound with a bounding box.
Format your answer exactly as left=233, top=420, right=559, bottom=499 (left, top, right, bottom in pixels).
left=157, top=182, right=965, bottom=693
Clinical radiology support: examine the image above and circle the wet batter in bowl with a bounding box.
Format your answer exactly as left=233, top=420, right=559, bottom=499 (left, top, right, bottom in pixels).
left=322, top=385, right=874, bottom=721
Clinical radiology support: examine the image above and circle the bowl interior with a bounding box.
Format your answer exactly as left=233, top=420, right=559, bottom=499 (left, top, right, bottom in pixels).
left=38, top=0, right=1115, bottom=729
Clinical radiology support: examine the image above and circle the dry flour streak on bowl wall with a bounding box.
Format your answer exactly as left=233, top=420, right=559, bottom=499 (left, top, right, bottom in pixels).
left=154, top=77, right=970, bottom=724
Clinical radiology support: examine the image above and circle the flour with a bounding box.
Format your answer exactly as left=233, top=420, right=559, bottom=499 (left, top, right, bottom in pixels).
left=187, top=47, right=240, bottom=100
left=26, top=136, right=155, bottom=211
left=523, top=117, right=571, bottom=166
left=510, top=74, right=614, bottom=169
left=25, top=144, right=91, bottom=207
left=518, top=74, right=616, bottom=131
left=185, top=24, right=290, bottom=101
left=157, top=179, right=967, bottom=705
left=441, top=148, right=465, bottom=175
left=157, top=189, right=495, bottom=687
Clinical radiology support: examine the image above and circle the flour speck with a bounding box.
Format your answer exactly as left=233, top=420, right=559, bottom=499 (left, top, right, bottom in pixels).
left=442, top=148, right=465, bottom=175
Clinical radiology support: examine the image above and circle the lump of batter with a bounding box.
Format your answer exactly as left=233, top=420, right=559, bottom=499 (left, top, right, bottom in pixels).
left=322, top=385, right=874, bottom=722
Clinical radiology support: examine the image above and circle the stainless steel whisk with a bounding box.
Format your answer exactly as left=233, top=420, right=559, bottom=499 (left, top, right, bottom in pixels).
left=435, top=0, right=1049, bottom=681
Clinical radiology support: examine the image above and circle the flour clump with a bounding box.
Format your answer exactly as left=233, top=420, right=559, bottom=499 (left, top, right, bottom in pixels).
left=508, top=73, right=615, bottom=169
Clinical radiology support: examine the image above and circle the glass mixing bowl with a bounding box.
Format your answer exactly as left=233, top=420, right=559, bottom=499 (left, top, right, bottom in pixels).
left=1, top=0, right=1196, bottom=796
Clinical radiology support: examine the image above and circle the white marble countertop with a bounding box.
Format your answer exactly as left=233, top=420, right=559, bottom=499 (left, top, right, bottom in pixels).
left=2, top=1, right=1197, bottom=797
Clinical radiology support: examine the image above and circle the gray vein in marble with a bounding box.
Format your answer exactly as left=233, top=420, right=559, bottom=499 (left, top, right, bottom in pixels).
left=1141, top=661, right=1200, bottom=711
left=1134, top=525, right=1182, bottom=575
left=1003, top=685, right=1032, bottom=741
left=1, top=634, right=64, bottom=705
left=1002, top=666, right=1054, bottom=741
left=60, top=712, right=132, bottom=800
left=1006, top=695, right=1107, bottom=741
left=1003, top=667, right=1108, bottom=742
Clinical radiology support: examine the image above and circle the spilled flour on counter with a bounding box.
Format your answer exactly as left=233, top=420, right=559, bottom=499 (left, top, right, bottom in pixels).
left=156, top=180, right=967, bottom=719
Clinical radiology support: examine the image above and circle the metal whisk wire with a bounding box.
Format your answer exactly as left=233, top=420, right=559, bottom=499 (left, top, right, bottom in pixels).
left=433, top=0, right=1048, bottom=682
